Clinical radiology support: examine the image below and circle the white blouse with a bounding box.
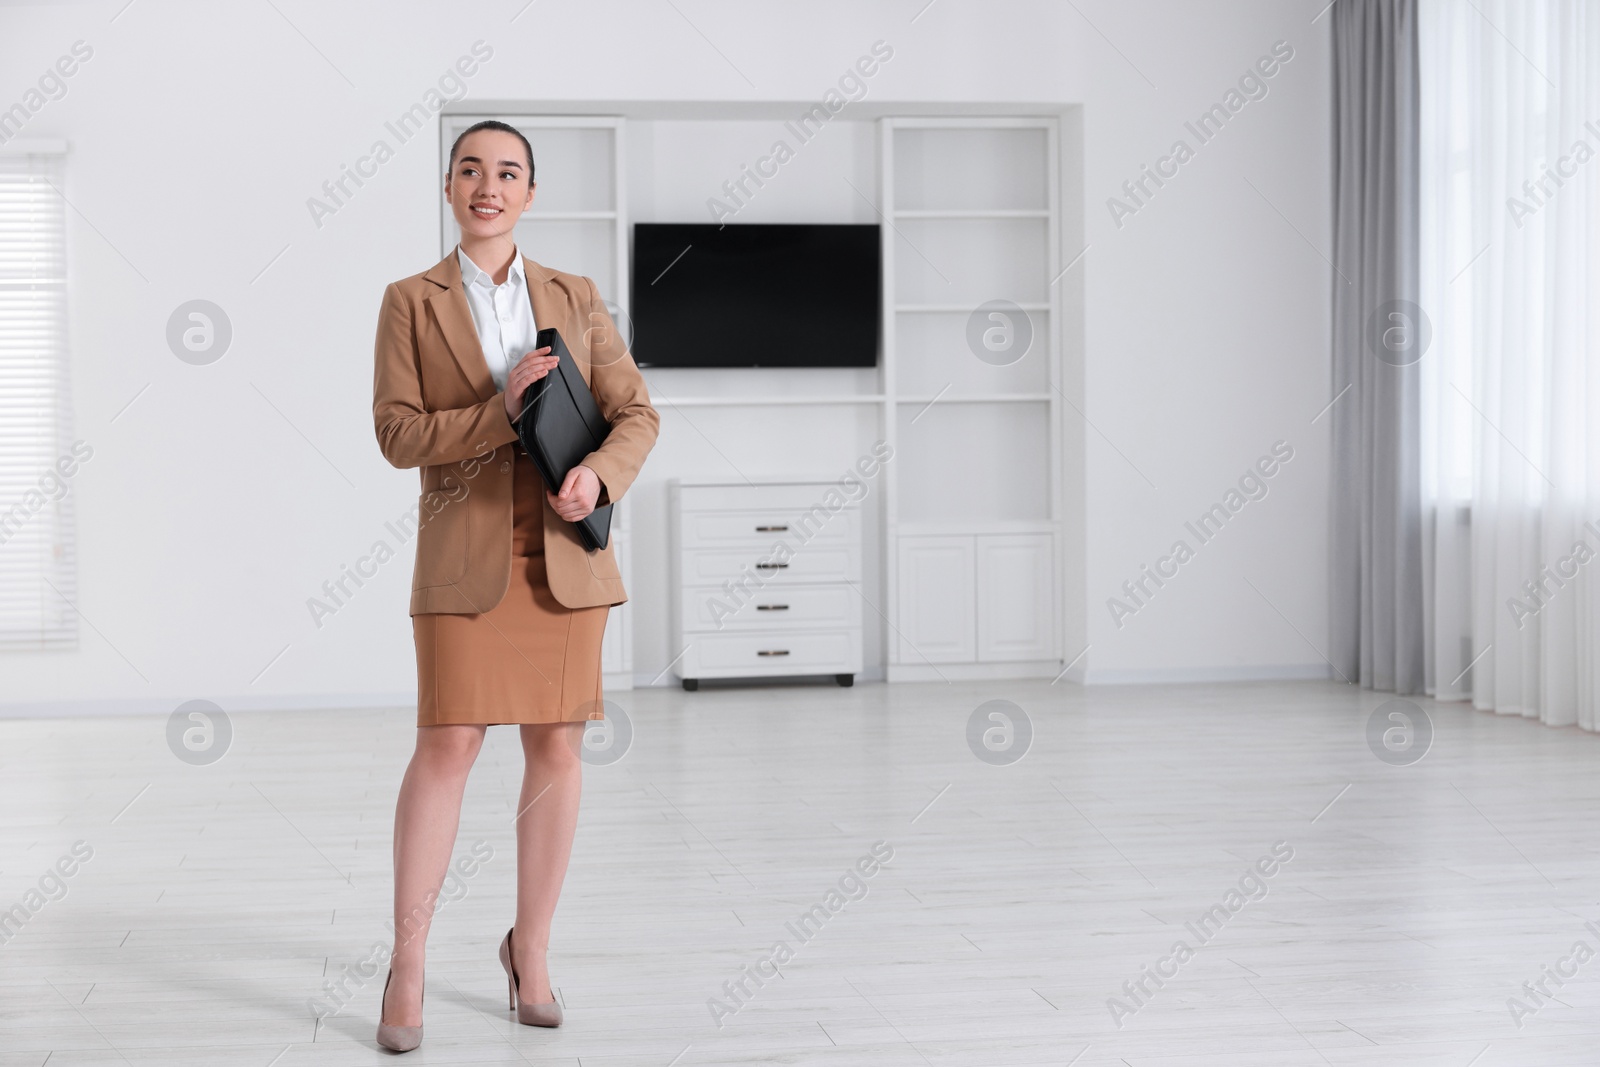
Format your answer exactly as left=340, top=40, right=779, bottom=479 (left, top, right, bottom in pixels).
left=456, top=244, right=539, bottom=395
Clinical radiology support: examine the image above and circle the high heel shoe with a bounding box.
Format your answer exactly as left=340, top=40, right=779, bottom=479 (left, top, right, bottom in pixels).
left=375, top=967, right=424, bottom=1052
left=498, top=926, right=563, bottom=1027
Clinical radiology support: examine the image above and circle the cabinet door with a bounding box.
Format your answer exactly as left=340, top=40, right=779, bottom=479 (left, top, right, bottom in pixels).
left=976, top=533, right=1055, bottom=662
left=895, top=536, right=976, bottom=664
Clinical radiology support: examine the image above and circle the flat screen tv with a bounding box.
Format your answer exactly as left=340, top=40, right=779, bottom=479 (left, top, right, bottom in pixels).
left=629, top=223, right=880, bottom=368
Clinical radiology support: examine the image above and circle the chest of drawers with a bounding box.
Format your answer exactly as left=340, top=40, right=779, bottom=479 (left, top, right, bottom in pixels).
left=668, top=480, right=864, bottom=689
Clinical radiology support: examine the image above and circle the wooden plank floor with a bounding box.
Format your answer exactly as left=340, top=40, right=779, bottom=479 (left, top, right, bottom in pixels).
left=2, top=679, right=1598, bottom=1065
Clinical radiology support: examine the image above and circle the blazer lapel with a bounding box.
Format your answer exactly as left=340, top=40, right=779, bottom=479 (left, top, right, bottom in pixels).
left=523, top=256, right=591, bottom=386
left=422, top=251, right=588, bottom=399
left=423, top=253, right=495, bottom=401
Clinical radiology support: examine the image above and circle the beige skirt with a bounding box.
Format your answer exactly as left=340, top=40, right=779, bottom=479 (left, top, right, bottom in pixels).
left=413, top=450, right=608, bottom=726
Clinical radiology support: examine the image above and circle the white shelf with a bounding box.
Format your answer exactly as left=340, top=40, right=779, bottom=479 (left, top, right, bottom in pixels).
left=650, top=394, right=886, bottom=407
left=523, top=210, right=618, bottom=220
left=890, top=117, right=1055, bottom=129
left=897, top=393, right=1051, bottom=405
left=895, top=303, right=1050, bottom=313
left=901, top=518, right=1058, bottom=536
left=893, top=209, right=1048, bottom=219
left=650, top=392, right=1049, bottom=408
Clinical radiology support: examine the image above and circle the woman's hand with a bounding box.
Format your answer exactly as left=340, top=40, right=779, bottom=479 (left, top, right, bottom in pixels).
left=503, top=345, right=558, bottom=421
left=548, top=464, right=602, bottom=522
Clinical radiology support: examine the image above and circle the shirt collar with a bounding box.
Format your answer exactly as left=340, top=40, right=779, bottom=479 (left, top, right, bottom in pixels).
left=457, top=245, right=524, bottom=289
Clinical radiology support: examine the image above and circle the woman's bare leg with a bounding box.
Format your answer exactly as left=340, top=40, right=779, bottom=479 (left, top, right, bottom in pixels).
left=384, top=723, right=486, bottom=1026
left=510, top=720, right=585, bottom=1002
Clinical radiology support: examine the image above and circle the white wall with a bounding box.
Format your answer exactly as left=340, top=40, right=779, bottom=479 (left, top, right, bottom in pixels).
left=0, top=0, right=1330, bottom=711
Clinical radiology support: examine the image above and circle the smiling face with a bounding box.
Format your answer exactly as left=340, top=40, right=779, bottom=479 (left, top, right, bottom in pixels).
left=444, top=128, right=535, bottom=240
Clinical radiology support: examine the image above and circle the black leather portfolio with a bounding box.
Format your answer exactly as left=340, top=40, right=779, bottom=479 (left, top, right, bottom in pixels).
left=514, top=327, right=613, bottom=552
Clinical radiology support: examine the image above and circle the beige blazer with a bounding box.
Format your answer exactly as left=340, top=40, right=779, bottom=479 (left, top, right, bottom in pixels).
left=373, top=252, right=659, bottom=614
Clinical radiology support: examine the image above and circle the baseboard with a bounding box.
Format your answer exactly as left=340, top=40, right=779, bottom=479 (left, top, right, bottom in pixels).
left=631, top=664, right=887, bottom=688
left=0, top=691, right=418, bottom=719
left=886, top=660, right=1063, bottom=683
left=1081, top=663, right=1334, bottom=685
left=3, top=682, right=652, bottom=716
left=0, top=663, right=1330, bottom=718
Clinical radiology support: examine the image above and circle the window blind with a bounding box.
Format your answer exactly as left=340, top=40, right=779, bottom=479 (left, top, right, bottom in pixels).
left=0, top=148, right=77, bottom=648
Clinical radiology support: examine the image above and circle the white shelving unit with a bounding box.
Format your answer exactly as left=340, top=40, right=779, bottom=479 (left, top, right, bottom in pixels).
left=881, top=117, right=1064, bottom=680
left=437, top=105, right=1074, bottom=688
left=439, top=114, right=635, bottom=690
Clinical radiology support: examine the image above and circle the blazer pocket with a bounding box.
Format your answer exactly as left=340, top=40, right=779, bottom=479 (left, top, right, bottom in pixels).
left=419, top=466, right=469, bottom=498
left=585, top=542, right=622, bottom=582
left=410, top=488, right=471, bottom=589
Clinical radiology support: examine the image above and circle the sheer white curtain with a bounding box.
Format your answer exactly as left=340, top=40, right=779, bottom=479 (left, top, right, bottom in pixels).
left=1420, top=0, right=1600, bottom=727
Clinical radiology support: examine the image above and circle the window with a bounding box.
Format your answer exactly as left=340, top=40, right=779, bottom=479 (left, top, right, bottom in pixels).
left=0, top=145, right=78, bottom=648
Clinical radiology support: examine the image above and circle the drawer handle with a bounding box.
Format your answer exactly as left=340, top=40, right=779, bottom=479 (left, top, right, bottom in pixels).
left=754, top=562, right=789, bottom=570
left=756, top=649, right=791, bottom=656
left=756, top=604, right=790, bottom=611
left=756, top=524, right=789, bottom=532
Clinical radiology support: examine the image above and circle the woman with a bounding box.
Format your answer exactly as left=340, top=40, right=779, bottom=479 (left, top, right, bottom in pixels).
left=370, top=119, right=658, bottom=1052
